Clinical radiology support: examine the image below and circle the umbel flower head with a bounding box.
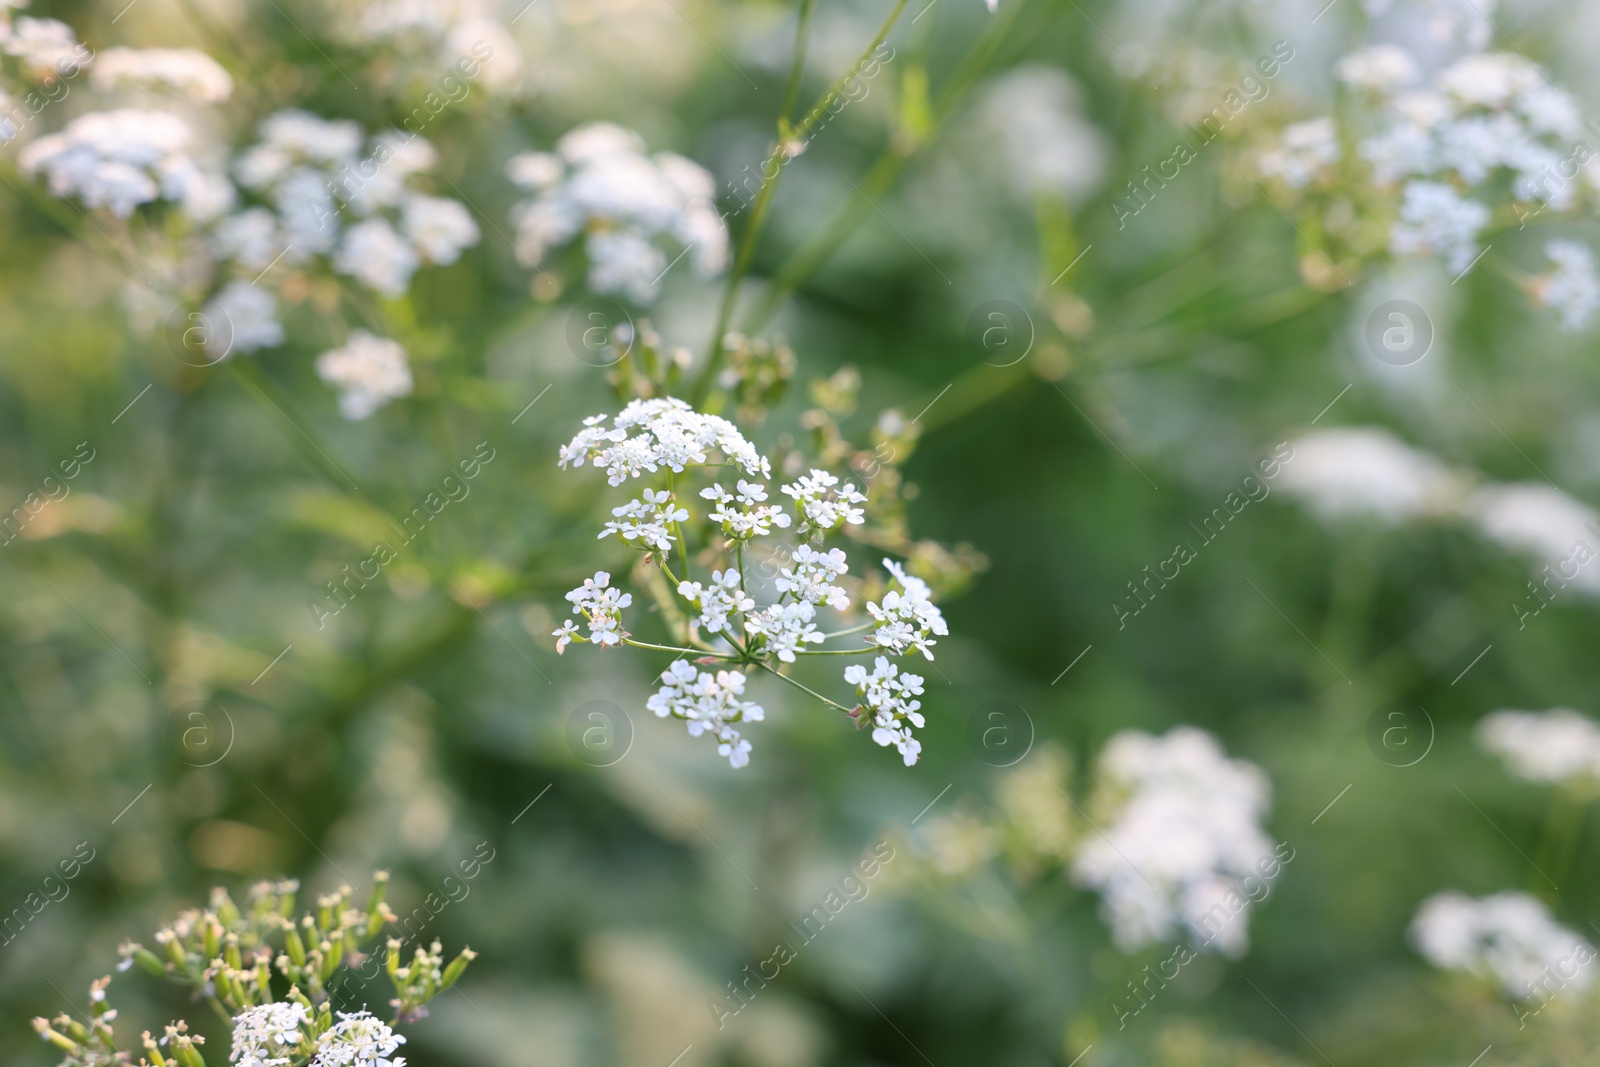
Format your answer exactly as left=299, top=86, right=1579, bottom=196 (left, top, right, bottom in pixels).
left=552, top=392, right=950, bottom=769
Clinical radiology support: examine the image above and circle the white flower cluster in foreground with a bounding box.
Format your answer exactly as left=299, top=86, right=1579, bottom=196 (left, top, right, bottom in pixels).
left=506, top=122, right=729, bottom=304
left=1411, top=890, right=1594, bottom=1000
left=20, top=109, right=234, bottom=220
left=1070, top=727, right=1279, bottom=957
left=313, top=1010, right=407, bottom=1067
left=315, top=331, right=415, bottom=420
left=1477, top=707, right=1600, bottom=787
left=554, top=397, right=947, bottom=768
left=1278, top=427, right=1600, bottom=597
left=231, top=1001, right=310, bottom=1066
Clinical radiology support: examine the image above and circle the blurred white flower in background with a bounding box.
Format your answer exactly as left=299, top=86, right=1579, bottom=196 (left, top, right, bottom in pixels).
left=1258, top=118, right=1342, bottom=190
left=1363, top=0, right=1497, bottom=50
left=90, top=47, right=233, bottom=103
left=975, top=65, right=1109, bottom=203
left=316, top=331, right=414, bottom=419
left=506, top=122, right=728, bottom=304
left=1071, top=726, right=1279, bottom=957
left=203, top=281, right=285, bottom=357
left=20, top=109, right=232, bottom=220
left=1463, top=482, right=1600, bottom=593
left=1411, top=890, right=1594, bottom=999
left=1279, top=427, right=1461, bottom=524
left=1531, top=240, right=1600, bottom=332
left=1477, top=708, right=1600, bottom=787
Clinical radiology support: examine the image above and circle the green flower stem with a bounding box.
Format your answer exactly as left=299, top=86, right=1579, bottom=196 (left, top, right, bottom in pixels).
left=740, top=0, right=1033, bottom=337
left=624, top=638, right=735, bottom=658
left=821, top=620, right=875, bottom=638
left=794, top=646, right=876, bottom=656
left=693, top=0, right=911, bottom=404
left=758, top=661, right=857, bottom=714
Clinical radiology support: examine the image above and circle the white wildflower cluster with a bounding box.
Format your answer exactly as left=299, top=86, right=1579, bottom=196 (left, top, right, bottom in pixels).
left=866, top=558, right=948, bottom=659
left=702, top=479, right=791, bottom=541
left=558, top=397, right=768, bottom=487
left=506, top=122, right=729, bottom=304
left=20, top=109, right=234, bottom=220
left=313, top=1010, right=407, bottom=1067
left=315, top=331, right=415, bottom=420
left=558, top=571, right=632, bottom=651
left=344, top=0, right=520, bottom=93
left=600, top=488, right=689, bottom=552
left=1259, top=33, right=1599, bottom=319
left=228, top=111, right=480, bottom=297
left=645, top=660, right=764, bottom=769
left=1279, top=427, right=1600, bottom=598
left=1361, top=0, right=1496, bottom=51
left=231, top=1001, right=310, bottom=1067
left=1070, top=727, right=1279, bottom=957
left=0, top=0, right=89, bottom=91
left=677, top=569, right=753, bottom=634
left=776, top=545, right=850, bottom=610
left=1476, top=707, right=1600, bottom=787
left=781, top=468, right=867, bottom=535
left=845, top=656, right=925, bottom=766
left=1532, top=240, right=1600, bottom=332
left=1411, top=890, right=1595, bottom=999
left=90, top=47, right=233, bottom=103
left=554, top=397, right=951, bottom=768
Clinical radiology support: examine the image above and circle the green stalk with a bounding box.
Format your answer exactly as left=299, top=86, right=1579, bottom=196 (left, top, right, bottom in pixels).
left=693, top=0, right=911, bottom=405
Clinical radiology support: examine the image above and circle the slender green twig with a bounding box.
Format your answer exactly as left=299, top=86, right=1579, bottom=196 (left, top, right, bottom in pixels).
left=821, top=620, right=875, bottom=639
left=624, top=638, right=735, bottom=658
left=778, top=0, right=818, bottom=124
left=693, top=0, right=910, bottom=404
left=758, top=661, right=857, bottom=714
left=794, top=646, right=876, bottom=656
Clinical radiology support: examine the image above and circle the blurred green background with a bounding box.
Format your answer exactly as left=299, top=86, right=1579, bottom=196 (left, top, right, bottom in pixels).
left=4, top=0, right=1600, bottom=1063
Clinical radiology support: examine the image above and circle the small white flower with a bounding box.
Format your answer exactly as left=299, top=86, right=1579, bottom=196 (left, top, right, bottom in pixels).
left=552, top=619, right=580, bottom=654
left=1389, top=180, right=1490, bottom=274
left=646, top=660, right=764, bottom=768
left=780, top=469, right=867, bottom=534
left=1258, top=118, right=1341, bottom=188
left=1411, top=891, right=1594, bottom=1000
left=1532, top=240, right=1600, bottom=332
left=845, top=656, right=926, bottom=766
left=701, top=479, right=792, bottom=540
left=745, top=601, right=823, bottom=662
left=1477, top=708, right=1600, bottom=786
left=677, top=569, right=753, bottom=634
left=600, top=488, right=689, bottom=552
left=315, top=332, right=412, bottom=420
left=776, top=545, right=850, bottom=610
left=312, top=1010, right=406, bottom=1067
left=866, top=559, right=948, bottom=660
left=231, top=1001, right=310, bottom=1067
left=564, top=571, right=633, bottom=647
